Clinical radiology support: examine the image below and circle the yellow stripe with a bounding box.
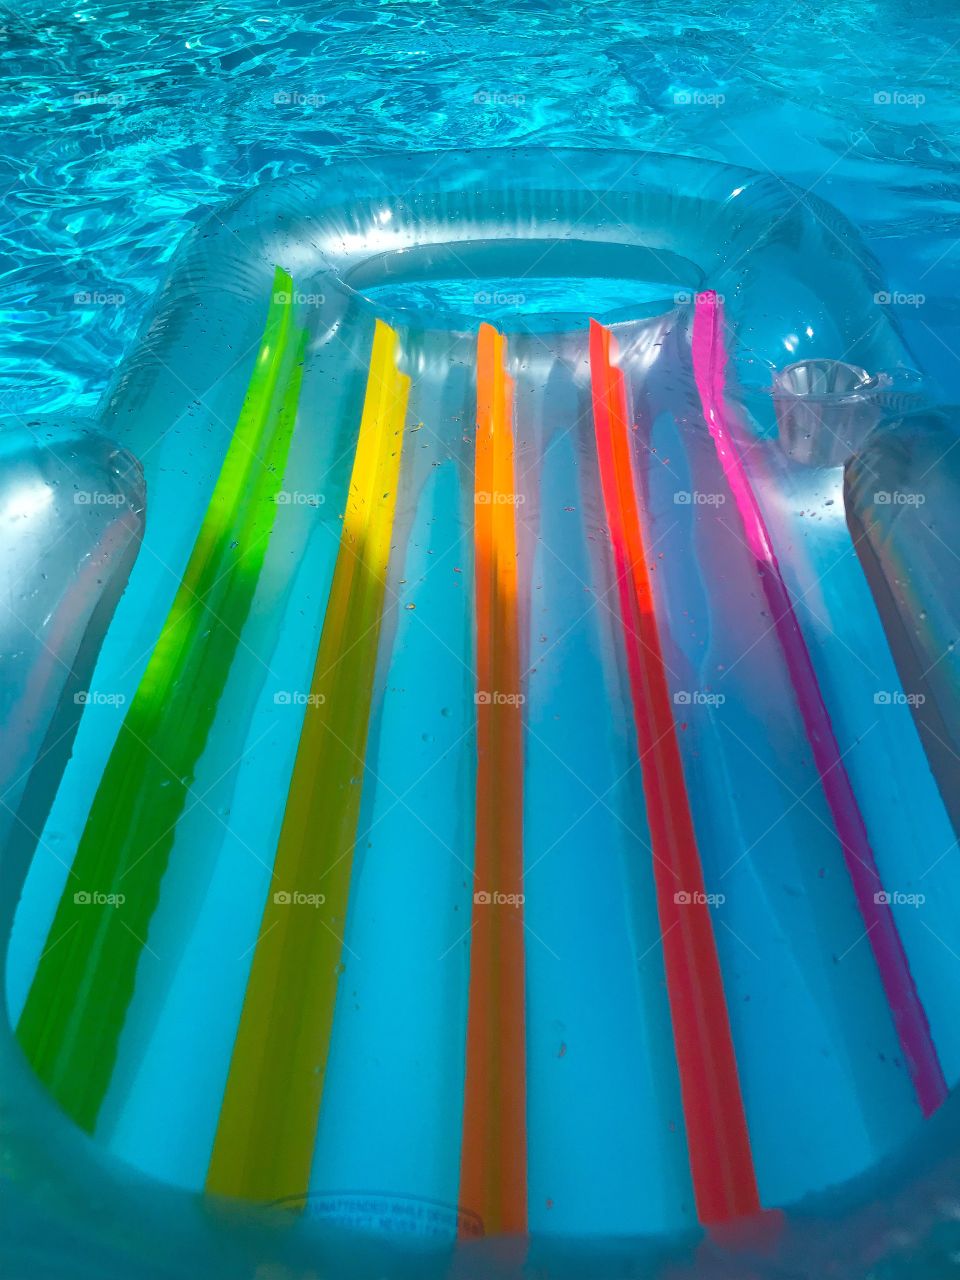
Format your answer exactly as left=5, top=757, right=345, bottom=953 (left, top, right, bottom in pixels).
left=207, top=319, right=409, bottom=1202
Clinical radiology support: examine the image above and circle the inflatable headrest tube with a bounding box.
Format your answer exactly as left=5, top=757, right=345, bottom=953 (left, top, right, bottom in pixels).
left=2, top=148, right=959, bottom=1280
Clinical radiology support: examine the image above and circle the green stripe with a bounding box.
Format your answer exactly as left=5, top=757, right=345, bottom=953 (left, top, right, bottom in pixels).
left=17, top=267, right=308, bottom=1131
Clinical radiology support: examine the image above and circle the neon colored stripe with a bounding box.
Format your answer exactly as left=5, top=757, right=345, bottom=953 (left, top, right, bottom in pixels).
left=459, top=323, right=527, bottom=1236
left=206, top=318, right=409, bottom=1203
left=16, top=267, right=308, bottom=1132
left=589, top=319, right=761, bottom=1225
left=691, top=290, right=947, bottom=1117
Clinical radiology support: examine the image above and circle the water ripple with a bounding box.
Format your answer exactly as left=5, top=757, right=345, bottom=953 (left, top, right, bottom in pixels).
left=2, top=0, right=960, bottom=415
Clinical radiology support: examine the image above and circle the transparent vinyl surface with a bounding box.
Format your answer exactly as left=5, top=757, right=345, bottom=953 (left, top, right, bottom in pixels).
left=2, top=149, right=960, bottom=1280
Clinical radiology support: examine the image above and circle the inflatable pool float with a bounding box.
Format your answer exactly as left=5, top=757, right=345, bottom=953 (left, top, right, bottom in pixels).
left=3, top=148, right=960, bottom=1279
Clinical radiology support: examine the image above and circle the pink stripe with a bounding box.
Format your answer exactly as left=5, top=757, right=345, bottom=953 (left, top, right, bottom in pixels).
left=691, top=290, right=947, bottom=1118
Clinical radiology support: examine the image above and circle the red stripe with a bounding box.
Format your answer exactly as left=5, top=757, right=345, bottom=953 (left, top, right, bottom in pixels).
left=590, top=319, right=761, bottom=1225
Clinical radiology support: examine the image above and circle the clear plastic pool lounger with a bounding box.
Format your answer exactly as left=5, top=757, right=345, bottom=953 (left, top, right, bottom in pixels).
left=2, top=148, right=960, bottom=1280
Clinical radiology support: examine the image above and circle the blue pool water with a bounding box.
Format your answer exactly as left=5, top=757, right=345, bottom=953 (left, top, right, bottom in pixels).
left=3, top=0, right=960, bottom=416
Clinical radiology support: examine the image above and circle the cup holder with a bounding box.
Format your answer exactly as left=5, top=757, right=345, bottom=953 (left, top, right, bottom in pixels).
left=773, top=360, right=931, bottom=471
left=773, top=358, right=885, bottom=467
left=773, top=355, right=911, bottom=465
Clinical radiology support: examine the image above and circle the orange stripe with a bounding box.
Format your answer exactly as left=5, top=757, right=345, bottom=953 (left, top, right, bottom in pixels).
left=459, top=323, right=527, bottom=1236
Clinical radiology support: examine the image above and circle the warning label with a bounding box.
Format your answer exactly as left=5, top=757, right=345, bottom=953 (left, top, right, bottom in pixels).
left=273, top=1191, right=484, bottom=1240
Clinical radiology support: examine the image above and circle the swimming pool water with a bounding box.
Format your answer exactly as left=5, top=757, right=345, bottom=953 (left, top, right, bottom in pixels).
left=3, top=0, right=960, bottom=418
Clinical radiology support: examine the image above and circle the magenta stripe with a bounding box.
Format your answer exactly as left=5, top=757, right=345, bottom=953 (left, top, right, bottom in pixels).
left=691, top=289, right=947, bottom=1117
